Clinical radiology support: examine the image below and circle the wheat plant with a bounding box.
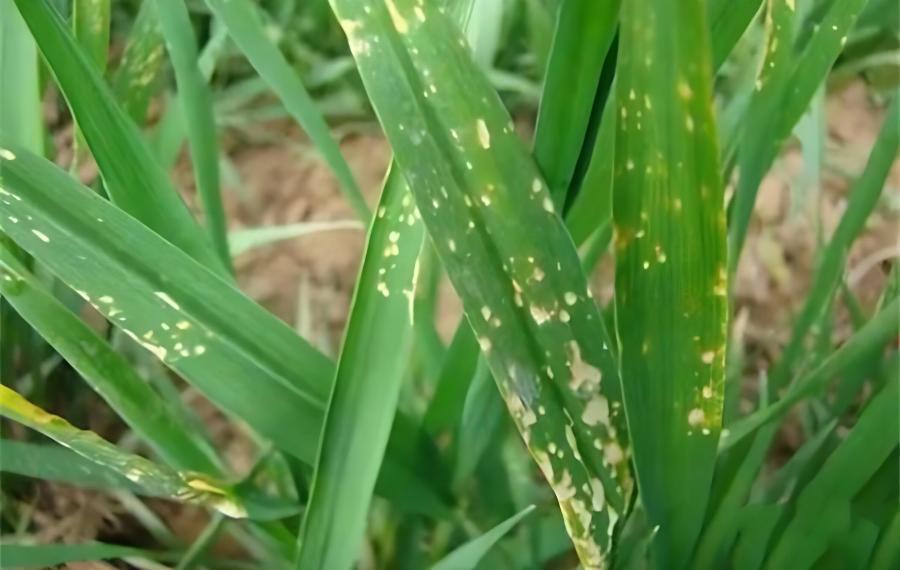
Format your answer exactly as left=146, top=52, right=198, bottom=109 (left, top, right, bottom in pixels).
left=0, top=0, right=897, bottom=568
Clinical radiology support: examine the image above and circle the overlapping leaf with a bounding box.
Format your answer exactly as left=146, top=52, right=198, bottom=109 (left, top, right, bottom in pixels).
left=327, top=1, right=631, bottom=565
left=0, top=145, right=445, bottom=517
left=12, top=0, right=225, bottom=273
left=532, top=0, right=619, bottom=204
left=728, top=0, right=871, bottom=269
left=766, top=95, right=899, bottom=395
left=0, top=247, right=223, bottom=474
left=0, top=146, right=332, bottom=463
left=0, top=384, right=246, bottom=517
left=204, top=0, right=370, bottom=221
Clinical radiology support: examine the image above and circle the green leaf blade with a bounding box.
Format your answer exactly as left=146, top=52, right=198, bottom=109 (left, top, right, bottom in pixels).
left=111, top=0, right=165, bottom=124
left=613, top=0, right=728, bottom=566
left=328, top=2, right=632, bottom=565
left=153, top=0, right=231, bottom=268
left=0, top=385, right=246, bottom=518
left=767, top=94, right=900, bottom=395
left=204, top=0, right=370, bottom=222
left=0, top=147, right=332, bottom=463
left=296, top=169, right=424, bottom=569
left=431, top=505, right=536, bottom=570
left=12, top=0, right=224, bottom=273
left=0, top=145, right=442, bottom=514
left=728, top=0, right=870, bottom=270
left=0, top=247, right=223, bottom=475
left=0, top=0, right=43, bottom=153
left=533, top=0, right=619, bottom=204
left=0, top=542, right=172, bottom=569
left=764, top=379, right=900, bottom=569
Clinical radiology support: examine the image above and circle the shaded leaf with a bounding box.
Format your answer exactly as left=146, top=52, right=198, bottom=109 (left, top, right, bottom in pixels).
left=431, top=505, right=535, bottom=570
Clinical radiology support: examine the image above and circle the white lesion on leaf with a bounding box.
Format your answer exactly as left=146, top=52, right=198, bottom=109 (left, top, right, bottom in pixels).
left=567, top=340, right=602, bottom=393
left=476, top=118, right=491, bottom=149
left=529, top=304, right=552, bottom=325
left=154, top=291, right=181, bottom=311
left=384, top=0, right=409, bottom=33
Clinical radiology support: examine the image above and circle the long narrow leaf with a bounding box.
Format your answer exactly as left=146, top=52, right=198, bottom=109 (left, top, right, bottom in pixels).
left=728, top=0, right=870, bottom=270
left=0, top=145, right=331, bottom=462
left=0, top=145, right=445, bottom=515
left=12, top=0, right=224, bottom=273
left=228, top=220, right=363, bottom=256
left=70, top=0, right=110, bottom=172
left=532, top=0, right=619, bottom=204
left=296, top=4, right=482, bottom=552
left=296, top=169, right=423, bottom=569
left=764, top=378, right=900, bottom=569
left=708, top=0, right=763, bottom=70
left=431, top=505, right=536, bottom=570
left=111, top=0, right=166, bottom=124
left=0, top=385, right=246, bottom=517
left=0, top=247, right=223, bottom=474
left=327, top=2, right=631, bottom=565
left=153, top=0, right=231, bottom=267
left=203, top=0, right=370, bottom=222
left=0, top=542, right=174, bottom=569
left=0, top=2, right=42, bottom=152
left=72, top=0, right=110, bottom=71
left=720, top=298, right=900, bottom=450
left=0, top=0, right=44, bottom=388
left=1, top=439, right=147, bottom=493
left=614, top=0, right=728, bottom=565
left=766, top=95, right=899, bottom=395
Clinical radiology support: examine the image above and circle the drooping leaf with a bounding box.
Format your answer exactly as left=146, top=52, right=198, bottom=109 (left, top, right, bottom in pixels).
left=613, top=0, right=728, bottom=565
left=0, top=247, right=223, bottom=474
left=0, top=385, right=247, bottom=518
left=0, top=145, right=445, bottom=516
left=0, top=145, right=331, bottom=463
left=1, top=439, right=148, bottom=493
